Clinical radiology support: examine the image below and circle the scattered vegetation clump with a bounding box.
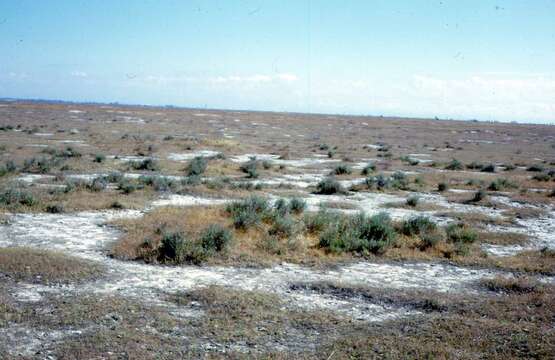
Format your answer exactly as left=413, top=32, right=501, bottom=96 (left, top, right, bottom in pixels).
left=488, top=178, right=518, bottom=191
left=331, top=163, right=352, bottom=175
left=437, top=182, right=448, bottom=192
left=481, top=276, right=541, bottom=294
left=503, top=163, right=516, bottom=171
left=289, top=197, right=307, bottom=214
left=46, top=204, right=65, bottom=213
left=445, top=223, right=478, bottom=244
left=0, top=188, right=37, bottom=207
left=43, top=146, right=82, bottom=158
left=366, top=171, right=409, bottom=191
left=129, top=158, right=160, bottom=171
left=93, top=153, right=106, bottom=163
left=466, top=161, right=483, bottom=170
left=481, top=163, right=496, bottom=173
left=304, top=209, right=338, bottom=233
left=226, top=195, right=270, bottom=229
left=526, top=164, right=544, bottom=172
left=406, top=195, right=419, bottom=207
left=240, top=157, right=259, bottom=178
left=199, top=224, right=233, bottom=254
left=88, top=177, right=108, bottom=192
left=262, top=160, right=272, bottom=169
left=139, top=175, right=176, bottom=192
left=319, top=212, right=396, bottom=254
left=22, top=156, right=59, bottom=173
left=532, top=172, right=551, bottom=182
left=315, top=177, right=345, bottom=194
left=0, top=160, right=17, bottom=176
left=361, top=162, right=376, bottom=175
left=445, top=159, right=463, bottom=170
left=187, top=156, right=207, bottom=176
left=402, top=216, right=443, bottom=248
left=470, top=189, right=486, bottom=202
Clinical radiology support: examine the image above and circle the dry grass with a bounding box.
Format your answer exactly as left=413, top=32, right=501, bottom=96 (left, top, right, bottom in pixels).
left=0, top=247, right=102, bottom=284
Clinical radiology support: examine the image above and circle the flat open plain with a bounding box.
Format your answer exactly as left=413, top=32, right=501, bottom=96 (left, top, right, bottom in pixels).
left=0, top=100, right=554, bottom=358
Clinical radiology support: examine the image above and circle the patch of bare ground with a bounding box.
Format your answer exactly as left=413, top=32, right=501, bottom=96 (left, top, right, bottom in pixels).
left=436, top=211, right=512, bottom=227
left=0, top=247, right=102, bottom=284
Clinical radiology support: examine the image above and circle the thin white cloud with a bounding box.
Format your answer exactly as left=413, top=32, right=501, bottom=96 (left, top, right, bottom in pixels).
left=208, top=73, right=298, bottom=84
left=70, top=71, right=88, bottom=78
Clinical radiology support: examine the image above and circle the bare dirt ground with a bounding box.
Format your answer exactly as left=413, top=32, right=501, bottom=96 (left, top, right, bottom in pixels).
left=0, top=100, right=554, bottom=359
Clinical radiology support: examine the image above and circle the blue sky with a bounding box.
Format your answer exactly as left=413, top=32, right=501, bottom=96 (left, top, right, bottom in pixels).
left=1, top=1, right=554, bottom=123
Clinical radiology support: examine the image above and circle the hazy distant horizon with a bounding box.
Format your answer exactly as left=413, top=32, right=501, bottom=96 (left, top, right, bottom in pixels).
left=3, top=96, right=553, bottom=126
left=1, top=1, right=554, bottom=124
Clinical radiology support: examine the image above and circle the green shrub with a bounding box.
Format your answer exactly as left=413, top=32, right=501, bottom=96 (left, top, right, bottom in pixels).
left=488, top=178, right=517, bottom=191
left=289, top=197, right=306, bottom=214
left=466, top=161, right=483, bottom=170
left=406, top=195, right=419, bottom=207
left=445, top=159, right=463, bottom=171
left=304, top=209, right=338, bottom=233
left=332, top=164, right=352, bottom=175
left=262, top=160, right=272, bottom=170
left=532, top=173, right=550, bottom=182
left=46, top=204, right=64, bottom=213
left=94, top=154, right=106, bottom=163
left=481, top=164, right=495, bottom=173
left=471, top=189, right=486, bottom=202
left=269, top=215, right=297, bottom=238
left=327, top=150, right=335, bottom=158
left=226, top=195, right=270, bottom=229
left=88, top=177, right=107, bottom=192
left=526, top=164, right=544, bottom=172
left=315, top=177, right=345, bottom=195
left=0, top=188, right=37, bottom=207
left=319, top=212, right=396, bottom=254
left=240, top=159, right=259, bottom=178
left=366, top=174, right=390, bottom=190
left=105, top=171, right=124, bottom=183
left=187, top=156, right=207, bottom=176
left=159, top=232, right=187, bottom=262
left=118, top=179, right=140, bottom=194
left=361, top=162, right=376, bottom=175
left=402, top=216, right=436, bottom=235
left=437, top=182, right=448, bottom=192
left=130, top=158, right=160, bottom=171
left=445, top=223, right=477, bottom=244
left=200, top=224, right=233, bottom=253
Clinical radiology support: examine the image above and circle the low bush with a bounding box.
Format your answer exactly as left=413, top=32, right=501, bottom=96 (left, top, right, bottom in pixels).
left=0, top=188, right=37, bottom=207
left=445, top=223, right=477, bottom=244
left=46, top=204, right=64, bottom=213
left=406, top=195, right=419, bottom=207
left=226, top=195, right=270, bottom=229
left=526, top=164, right=544, bottom=172
left=88, top=177, right=108, bottom=192
left=304, top=209, right=338, bottom=233
left=240, top=158, right=259, bottom=178
left=532, top=173, right=551, bottom=182
left=437, top=182, right=448, bottom=192
left=94, top=154, right=106, bottom=163
left=129, top=158, right=160, bottom=171
left=481, top=164, right=496, bottom=173
left=488, top=178, right=518, bottom=191
left=315, top=177, right=345, bottom=195
left=445, top=159, right=463, bottom=171
left=268, top=215, right=297, bottom=238
left=289, top=197, right=306, bottom=214
left=466, top=161, right=483, bottom=170
left=470, top=189, right=486, bottom=202
left=200, top=224, right=233, bottom=253
left=319, top=212, right=396, bottom=254
left=332, top=164, right=352, bottom=175
left=187, top=156, right=207, bottom=176
left=361, top=162, right=376, bottom=175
